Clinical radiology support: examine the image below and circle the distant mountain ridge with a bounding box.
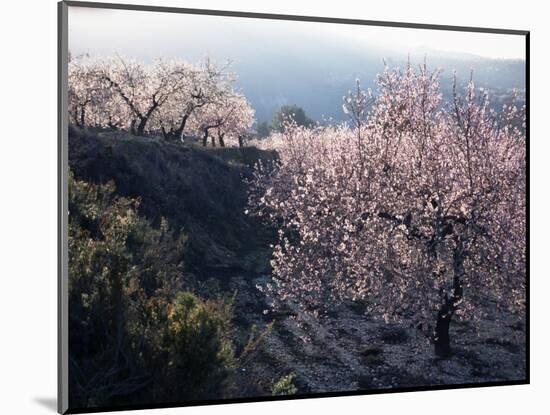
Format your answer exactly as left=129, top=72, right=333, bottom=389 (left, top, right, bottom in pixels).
left=232, top=50, right=525, bottom=122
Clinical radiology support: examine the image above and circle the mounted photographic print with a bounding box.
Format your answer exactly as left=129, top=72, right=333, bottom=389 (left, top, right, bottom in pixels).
left=58, top=1, right=529, bottom=413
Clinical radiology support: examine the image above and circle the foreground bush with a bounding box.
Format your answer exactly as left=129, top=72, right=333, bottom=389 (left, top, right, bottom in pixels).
left=68, top=173, right=235, bottom=408
left=158, top=292, right=235, bottom=399
left=271, top=373, right=298, bottom=396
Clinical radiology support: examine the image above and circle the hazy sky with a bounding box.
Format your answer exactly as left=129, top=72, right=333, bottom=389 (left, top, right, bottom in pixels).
left=68, top=6, right=526, bottom=62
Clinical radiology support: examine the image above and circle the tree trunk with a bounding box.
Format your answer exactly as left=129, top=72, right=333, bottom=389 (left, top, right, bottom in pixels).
left=136, top=117, right=148, bottom=136
left=434, top=240, right=465, bottom=358
left=434, top=301, right=452, bottom=357
left=211, top=136, right=216, bottom=147
left=218, top=133, right=225, bottom=147
left=130, top=119, right=137, bottom=135
left=175, top=114, right=190, bottom=143
left=238, top=135, right=244, bottom=148
left=202, top=129, right=209, bottom=147
left=107, top=117, right=118, bottom=130
left=160, top=126, right=167, bottom=139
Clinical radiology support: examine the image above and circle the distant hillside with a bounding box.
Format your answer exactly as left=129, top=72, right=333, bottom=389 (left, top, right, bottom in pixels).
left=69, top=9, right=526, bottom=124
left=235, top=52, right=525, bottom=122
left=68, top=127, right=276, bottom=279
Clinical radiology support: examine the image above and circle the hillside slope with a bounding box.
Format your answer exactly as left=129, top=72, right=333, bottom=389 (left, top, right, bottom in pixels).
left=69, top=126, right=276, bottom=279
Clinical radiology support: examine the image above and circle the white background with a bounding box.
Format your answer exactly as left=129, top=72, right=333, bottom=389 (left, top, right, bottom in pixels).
left=0, top=0, right=547, bottom=414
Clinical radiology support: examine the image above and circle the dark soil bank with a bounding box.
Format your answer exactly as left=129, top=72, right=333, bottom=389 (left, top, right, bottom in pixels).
left=69, top=127, right=276, bottom=277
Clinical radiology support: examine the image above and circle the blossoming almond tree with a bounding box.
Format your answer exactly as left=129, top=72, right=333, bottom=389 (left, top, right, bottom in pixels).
left=248, top=63, right=526, bottom=357
left=68, top=58, right=125, bottom=128
left=153, top=59, right=234, bottom=142
left=191, top=92, right=255, bottom=147
left=68, top=55, right=254, bottom=143
left=213, top=93, right=255, bottom=148
left=95, top=56, right=194, bottom=135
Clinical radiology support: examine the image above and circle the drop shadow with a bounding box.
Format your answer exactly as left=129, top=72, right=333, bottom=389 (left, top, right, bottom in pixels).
left=34, top=397, right=57, bottom=412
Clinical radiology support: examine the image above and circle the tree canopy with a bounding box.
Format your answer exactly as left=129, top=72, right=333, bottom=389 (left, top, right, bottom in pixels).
left=271, top=104, right=314, bottom=132
left=248, top=64, right=526, bottom=357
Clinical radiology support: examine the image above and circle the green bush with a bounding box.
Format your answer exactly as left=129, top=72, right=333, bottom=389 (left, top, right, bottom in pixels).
left=271, top=104, right=314, bottom=132
left=163, top=292, right=235, bottom=398
left=271, top=373, right=298, bottom=396
left=68, top=173, right=235, bottom=408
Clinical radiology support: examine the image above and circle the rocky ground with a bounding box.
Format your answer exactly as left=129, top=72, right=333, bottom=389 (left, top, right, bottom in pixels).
left=229, top=275, right=526, bottom=397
